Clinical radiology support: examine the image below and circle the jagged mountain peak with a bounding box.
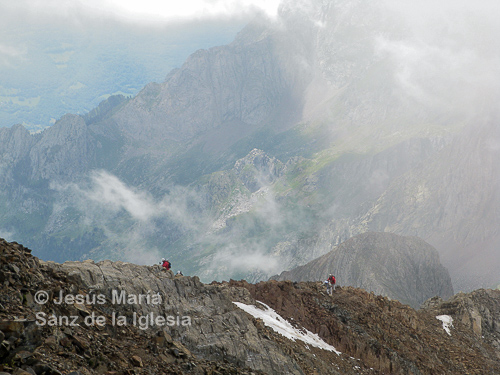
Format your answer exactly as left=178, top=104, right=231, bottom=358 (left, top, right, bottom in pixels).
left=233, top=149, right=285, bottom=192
left=273, top=232, right=454, bottom=308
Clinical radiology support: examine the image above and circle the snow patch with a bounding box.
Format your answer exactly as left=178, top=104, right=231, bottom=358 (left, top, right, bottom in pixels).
left=233, top=301, right=341, bottom=354
left=436, top=315, right=453, bottom=336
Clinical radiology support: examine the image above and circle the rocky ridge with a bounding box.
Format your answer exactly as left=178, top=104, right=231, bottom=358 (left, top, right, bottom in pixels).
left=1, top=238, right=500, bottom=374
left=231, top=280, right=500, bottom=374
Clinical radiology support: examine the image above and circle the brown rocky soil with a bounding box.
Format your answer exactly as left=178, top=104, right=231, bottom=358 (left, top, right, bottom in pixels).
left=230, top=279, right=500, bottom=374
left=1, top=238, right=499, bottom=374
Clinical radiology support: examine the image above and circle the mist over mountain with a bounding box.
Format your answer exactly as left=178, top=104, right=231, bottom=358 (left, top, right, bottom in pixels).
left=1, top=0, right=499, bottom=293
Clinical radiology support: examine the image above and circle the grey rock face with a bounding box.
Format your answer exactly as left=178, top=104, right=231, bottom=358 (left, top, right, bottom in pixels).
left=0, top=115, right=95, bottom=186
left=41, top=259, right=305, bottom=374
left=0, top=124, right=35, bottom=189
left=422, top=288, right=500, bottom=351
left=273, top=232, right=454, bottom=308
left=29, top=114, right=96, bottom=180
left=0, top=124, right=34, bottom=163
left=359, top=121, right=500, bottom=292
left=112, top=34, right=295, bottom=145
left=234, top=149, right=285, bottom=192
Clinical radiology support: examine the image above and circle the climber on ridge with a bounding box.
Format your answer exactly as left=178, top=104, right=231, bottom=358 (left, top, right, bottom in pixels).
left=326, top=274, right=336, bottom=295
left=161, top=258, right=171, bottom=271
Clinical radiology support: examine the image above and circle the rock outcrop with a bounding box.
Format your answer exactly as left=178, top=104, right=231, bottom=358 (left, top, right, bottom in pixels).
left=1, top=238, right=500, bottom=374
left=40, top=259, right=307, bottom=374
left=233, top=149, right=285, bottom=193
left=232, top=279, right=500, bottom=375
left=272, top=232, right=454, bottom=308
left=0, top=238, right=350, bottom=374
left=422, top=289, right=500, bottom=350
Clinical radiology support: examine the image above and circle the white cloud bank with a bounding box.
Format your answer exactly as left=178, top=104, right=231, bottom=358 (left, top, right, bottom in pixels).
left=1, top=0, right=280, bottom=26
left=83, top=171, right=160, bottom=222
left=377, top=0, right=500, bottom=119
left=50, top=170, right=206, bottom=265
left=0, top=44, right=26, bottom=67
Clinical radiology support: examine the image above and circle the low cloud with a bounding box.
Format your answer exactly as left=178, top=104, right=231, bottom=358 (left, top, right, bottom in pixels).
left=0, top=228, right=16, bottom=242
left=50, top=168, right=297, bottom=279
left=209, top=243, right=280, bottom=274
left=50, top=170, right=206, bottom=265
left=377, top=0, right=500, bottom=119
left=0, top=44, right=27, bottom=67
left=1, top=0, right=279, bottom=27
left=82, top=171, right=160, bottom=222
left=58, top=170, right=205, bottom=227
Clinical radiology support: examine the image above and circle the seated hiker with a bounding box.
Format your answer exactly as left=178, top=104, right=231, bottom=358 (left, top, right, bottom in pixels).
left=175, top=270, right=183, bottom=277
left=161, top=258, right=171, bottom=271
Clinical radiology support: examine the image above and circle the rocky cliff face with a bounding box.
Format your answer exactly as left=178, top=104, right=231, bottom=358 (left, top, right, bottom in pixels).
left=422, top=289, right=500, bottom=347
left=272, top=232, right=454, bottom=308
left=233, top=149, right=286, bottom=193
left=110, top=21, right=303, bottom=147
left=42, top=260, right=317, bottom=374
left=29, top=115, right=96, bottom=181
left=0, top=115, right=96, bottom=185
left=2, top=238, right=499, bottom=375
left=0, top=238, right=270, bottom=375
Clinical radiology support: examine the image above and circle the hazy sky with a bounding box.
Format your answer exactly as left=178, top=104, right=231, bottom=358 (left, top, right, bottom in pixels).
left=1, top=0, right=280, bottom=24
left=97, top=0, right=280, bottom=21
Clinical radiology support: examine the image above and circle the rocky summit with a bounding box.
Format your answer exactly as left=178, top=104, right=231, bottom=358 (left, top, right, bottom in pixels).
left=2, top=238, right=500, bottom=374
left=272, top=232, right=455, bottom=308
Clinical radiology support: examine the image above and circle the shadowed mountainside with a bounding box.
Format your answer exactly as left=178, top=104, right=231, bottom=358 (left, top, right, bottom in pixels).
left=272, top=232, right=454, bottom=308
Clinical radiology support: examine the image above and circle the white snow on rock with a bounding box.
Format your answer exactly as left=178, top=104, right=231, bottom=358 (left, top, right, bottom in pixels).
left=234, top=301, right=341, bottom=354
left=436, top=315, right=453, bottom=336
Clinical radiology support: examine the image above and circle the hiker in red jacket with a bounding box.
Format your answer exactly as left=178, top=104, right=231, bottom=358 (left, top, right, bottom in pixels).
left=161, top=258, right=171, bottom=271
left=327, top=274, right=336, bottom=295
